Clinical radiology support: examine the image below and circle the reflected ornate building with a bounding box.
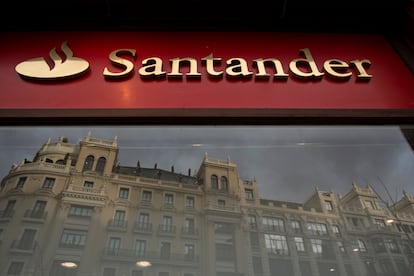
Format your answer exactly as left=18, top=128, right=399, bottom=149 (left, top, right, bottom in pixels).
left=0, top=134, right=413, bottom=276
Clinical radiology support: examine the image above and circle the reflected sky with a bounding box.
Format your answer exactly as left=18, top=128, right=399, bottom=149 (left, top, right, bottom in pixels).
left=0, top=126, right=413, bottom=203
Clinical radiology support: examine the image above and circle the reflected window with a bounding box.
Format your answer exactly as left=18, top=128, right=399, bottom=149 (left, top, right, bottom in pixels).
left=107, top=237, right=121, bottom=255
left=135, top=239, right=146, bottom=257
left=307, top=222, right=328, bottom=236
left=211, top=175, right=218, bottom=191
left=16, top=177, right=27, bottom=189
left=294, top=237, right=305, bottom=252
left=245, top=189, right=254, bottom=200
left=164, top=193, right=174, bottom=205
left=264, top=234, right=289, bottom=255
left=142, top=190, right=152, bottom=202
left=220, top=176, right=228, bottom=192
left=291, top=220, right=302, bottom=234
left=3, top=200, right=16, bottom=217
left=184, top=243, right=195, bottom=260
left=160, top=242, right=171, bottom=259
left=60, top=229, right=87, bottom=249
left=69, top=205, right=93, bottom=218
left=118, top=187, right=129, bottom=199
left=185, top=196, right=195, bottom=208
left=42, top=177, right=55, bottom=189
left=263, top=217, right=285, bottom=232
left=96, top=157, right=106, bottom=175
left=83, top=181, right=94, bottom=188
left=310, top=238, right=323, bottom=256
left=82, top=155, right=94, bottom=172
left=7, top=261, right=24, bottom=275
left=138, top=213, right=150, bottom=230
left=358, top=239, right=367, bottom=252
left=248, top=214, right=257, bottom=229
left=18, top=229, right=36, bottom=250
left=332, top=225, right=341, bottom=237
left=324, top=200, right=333, bottom=211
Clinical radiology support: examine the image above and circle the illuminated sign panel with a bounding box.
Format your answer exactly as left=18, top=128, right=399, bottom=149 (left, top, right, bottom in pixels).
left=0, top=32, right=413, bottom=112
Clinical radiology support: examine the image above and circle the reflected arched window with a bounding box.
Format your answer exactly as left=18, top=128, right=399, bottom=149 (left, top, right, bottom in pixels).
left=96, top=157, right=106, bottom=175
left=56, top=159, right=65, bottom=165
left=82, top=155, right=94, bottom=172
left=220, top=176, right=228, bottom=192
left=211, top=175, right=218, bottom=191
left=45, top=158, right=53, bottom=163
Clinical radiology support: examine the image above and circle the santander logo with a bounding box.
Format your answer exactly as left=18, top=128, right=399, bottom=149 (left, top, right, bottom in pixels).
left=15, top=41, right=89, bottom=81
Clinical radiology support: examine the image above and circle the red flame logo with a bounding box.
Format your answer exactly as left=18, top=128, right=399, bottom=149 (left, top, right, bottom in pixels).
left=15, top=41, right=89, bottom=81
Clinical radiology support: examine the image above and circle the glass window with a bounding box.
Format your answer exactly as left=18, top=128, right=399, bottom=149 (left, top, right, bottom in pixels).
left=184, top=243, right=195, bottom=260
left=337, top=241, right=346, bottom=254
left=83, top=181, right=94, bottom=188
left=357, top=239, right=367, bottom=252
left=135, top=239, right=146, bottom=257
left=310, top=239, right=323, bottom=256
left=160, top=242, right=171, bottom=259
left=118, top=187, right=129, bottom=199
left=374, top=219, right=385, bottom=227
left=185, top=196, right=195, bottom=208
left=60, top=229, right=88, bottom=249
left=324, top=200, right=333, bottom=211
left=264, top=234, right=289, bottom=255
left=7, top=261, right=24, bottom=275
left=215, top=222, right=233, bottom=233
left=263, top=216, right=285, bottom=232
left=16, top=177, right=27, bottom=189
left=184, top=218, right=195, bottom=234
left=294, top=237, right=305, bottom=252
left=248, top=214, right=257, bottom=229
left=211, top=175, right=218, bottom=191
left=162, top=216, right=173, bottom=232
left=18, top=229, right=36, bottom=250
left=220, top=176, right=228, bottom=192
left=332, top=225, right=341, bottom=237
left=3, top=200, right=16, bottom=217
left=307, top=222, right=328, bottom=236
left=69, top=205, right=93, bottom=218
left=291, top=220, right=302, bottom=234
left=216, top=243, right=235, bottom=261
left=113, top=210, right=126, bottom=226
left=138, top=213, right=150, bottom=230
left=82, top=155, right=94, bottom=172
left=96, top=157, right=106, bottom=174
left=372, top=237, right=386, bottom=253
left=364, top=200, right=375, bottom=209
left=30, top=200, right=47, bottom=218
left=107, top=237, right=121, bottom=255
left=245, top=189, right=254, bottom=200
left=384, top=239, right=400, bottom=253
left=42, top=177, right=55, bottom=189
left=164, top=193, right=174, bottom=204
left=142, top=190, right=152, bottom=202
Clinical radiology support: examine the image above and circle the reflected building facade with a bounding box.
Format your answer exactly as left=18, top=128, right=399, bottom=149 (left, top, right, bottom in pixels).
left=0, top=134, right=413, bottom=276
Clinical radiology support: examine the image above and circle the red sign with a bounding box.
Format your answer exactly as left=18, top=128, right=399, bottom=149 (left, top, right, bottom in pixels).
left=0, top=32, right=413, bottom=114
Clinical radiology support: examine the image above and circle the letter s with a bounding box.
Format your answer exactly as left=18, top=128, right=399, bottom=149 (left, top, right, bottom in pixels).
left=103, top=49, right=136, bottom=79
